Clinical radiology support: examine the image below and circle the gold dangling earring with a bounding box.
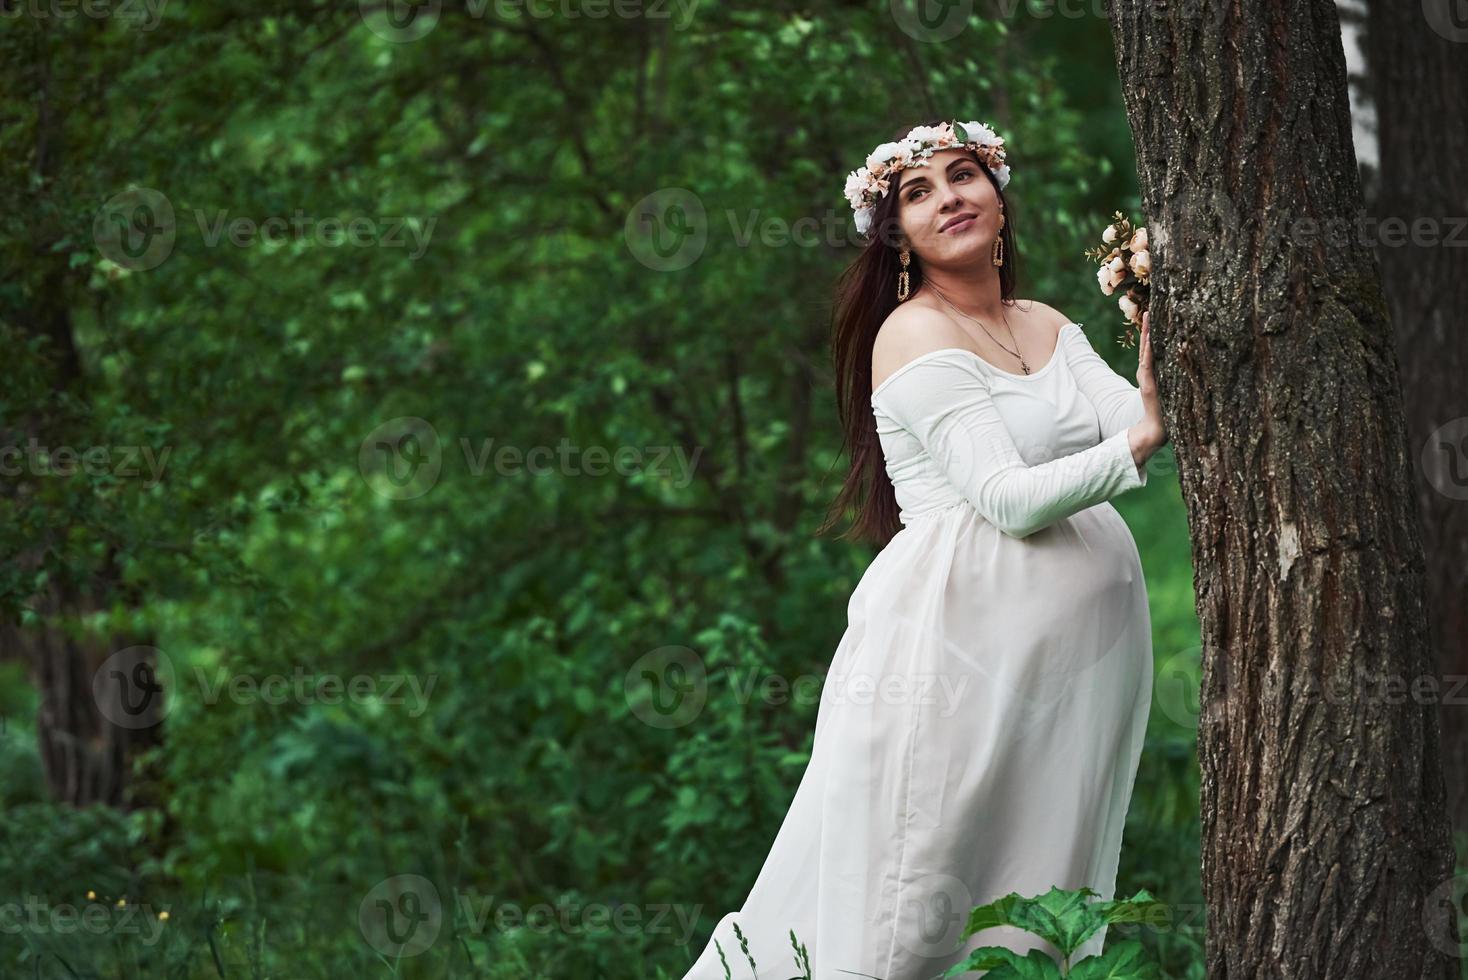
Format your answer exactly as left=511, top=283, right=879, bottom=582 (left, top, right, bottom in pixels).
left=991, top=212, right=1006, bottom=267
left=896, top=246, right=912, bottom=301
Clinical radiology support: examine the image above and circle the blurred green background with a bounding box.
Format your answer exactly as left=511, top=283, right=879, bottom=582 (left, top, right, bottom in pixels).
left=1, top=2, right=1218, bottom=976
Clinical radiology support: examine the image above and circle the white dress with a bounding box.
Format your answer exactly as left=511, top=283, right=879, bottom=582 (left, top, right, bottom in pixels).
left=680, top=321, right=1153, bottom=980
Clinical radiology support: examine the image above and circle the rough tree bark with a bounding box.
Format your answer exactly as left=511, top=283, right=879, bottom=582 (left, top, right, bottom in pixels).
left=1358, top=0, right=1468, bottom=837
left=1103, top=0, right=1461, bottom=976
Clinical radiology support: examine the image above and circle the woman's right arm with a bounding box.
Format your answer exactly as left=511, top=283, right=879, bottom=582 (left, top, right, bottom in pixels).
left=874, top=352, right=1151, bottom=539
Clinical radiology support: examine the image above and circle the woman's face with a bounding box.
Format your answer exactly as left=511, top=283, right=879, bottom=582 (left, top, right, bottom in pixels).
left=893, top=148, right=1001, bottom=261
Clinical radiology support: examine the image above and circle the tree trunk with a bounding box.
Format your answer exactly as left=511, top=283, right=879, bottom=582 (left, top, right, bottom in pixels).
left=2, top=261, right=167, bottom=808
left=1358, top=0, right=1468, bottom=838
left=1103, top=1, right=1461, bottom=976
left=2, top=17, right=166, bottom=810
left=1, top=587, right=165, bottom=807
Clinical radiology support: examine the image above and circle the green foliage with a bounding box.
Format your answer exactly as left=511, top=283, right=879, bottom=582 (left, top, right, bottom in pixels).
left=0, top=2, right=1216, bottom=977
left=946, top=887, right=1165, bottom=979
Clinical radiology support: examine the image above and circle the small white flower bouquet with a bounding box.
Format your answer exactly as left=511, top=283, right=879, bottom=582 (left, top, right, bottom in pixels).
left=1085, top=211, right=1150, bottom=348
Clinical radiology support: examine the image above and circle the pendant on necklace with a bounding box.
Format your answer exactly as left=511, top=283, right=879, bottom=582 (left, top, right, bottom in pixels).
left=1021, top=362, right=1031, bottom=375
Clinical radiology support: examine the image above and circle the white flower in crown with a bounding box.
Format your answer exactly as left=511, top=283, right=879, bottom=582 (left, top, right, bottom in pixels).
left=955, top=120, right=999, bottom=146
left=844, top=167, right=872, bottom=209
left=865, top=141, right=916, bottom=173
left=841, top=117, right=1012, bottom=235
left=904, top=123, right=955, bottom=148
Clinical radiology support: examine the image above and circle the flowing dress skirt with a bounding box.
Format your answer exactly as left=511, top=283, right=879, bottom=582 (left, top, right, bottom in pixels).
left=679, top=498, right=1152, bottom=980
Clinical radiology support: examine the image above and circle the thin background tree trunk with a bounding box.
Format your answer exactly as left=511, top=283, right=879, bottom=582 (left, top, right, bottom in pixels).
left=1103, top=0, right=1461, bottom=975
left=2, top=17, right=164, bottom=810
left=1356, top=0, right=1468, bottom=838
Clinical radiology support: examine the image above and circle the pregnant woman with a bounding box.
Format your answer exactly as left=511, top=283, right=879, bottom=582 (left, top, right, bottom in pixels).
left=680, top=119, right=1167, bottom=980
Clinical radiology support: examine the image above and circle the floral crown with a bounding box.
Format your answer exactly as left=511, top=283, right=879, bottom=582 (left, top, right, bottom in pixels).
left=842, top=120, right=1011, bottom=236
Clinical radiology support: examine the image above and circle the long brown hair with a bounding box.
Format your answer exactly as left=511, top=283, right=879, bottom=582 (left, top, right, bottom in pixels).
left=815, top=119, right=1020, bottom=547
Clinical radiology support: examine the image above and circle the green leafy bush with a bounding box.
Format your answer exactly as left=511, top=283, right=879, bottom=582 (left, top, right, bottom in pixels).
left=695, top=887, right=1165, bottom=980
left=946, top=887, right=1166, bottom=980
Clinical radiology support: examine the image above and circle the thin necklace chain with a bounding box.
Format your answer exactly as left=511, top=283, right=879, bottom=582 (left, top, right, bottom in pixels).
left=927, top=286, right=1031, bottom=375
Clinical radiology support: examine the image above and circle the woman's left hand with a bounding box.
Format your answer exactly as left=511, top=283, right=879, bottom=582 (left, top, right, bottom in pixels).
left=1136, top=311, right=1167, bottom=449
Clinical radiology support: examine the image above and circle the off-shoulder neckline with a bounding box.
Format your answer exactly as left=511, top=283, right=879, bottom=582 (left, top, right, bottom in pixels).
left=870, top=321, right=1080, bottom=401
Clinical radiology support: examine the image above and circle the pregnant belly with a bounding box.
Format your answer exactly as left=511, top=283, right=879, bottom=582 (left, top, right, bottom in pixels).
left=839, top=499, right=1149, bottom=761
left=847, top=502, right=1145, bottom=674
left=941, top=502, right=1144, bottom=687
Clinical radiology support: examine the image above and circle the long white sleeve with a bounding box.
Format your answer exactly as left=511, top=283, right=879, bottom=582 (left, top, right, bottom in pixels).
left=874, top=353, right=1147, bottom=539
left=1059, top=324, right=1145, bottom=440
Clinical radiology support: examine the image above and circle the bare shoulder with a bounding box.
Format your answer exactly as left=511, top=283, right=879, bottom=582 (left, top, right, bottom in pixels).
left=871, top=303, right=971, bottom=392
left=1012, top=298, right=1073, bottom=335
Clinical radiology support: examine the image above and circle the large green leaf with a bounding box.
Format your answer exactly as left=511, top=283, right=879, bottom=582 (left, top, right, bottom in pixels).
left=1095, top=889, right=1169, bottom=928
left=943, top=946, right=1065, bottom=980
left=1068, top=940, right=1162, bottom=980
left=963, top=886, right=1105, bottom=958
